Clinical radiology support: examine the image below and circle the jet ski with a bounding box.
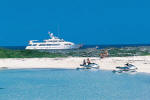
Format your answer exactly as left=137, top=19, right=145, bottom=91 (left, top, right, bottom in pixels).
left=113, top=63, right=137, bottom=73
left=77, top=63, right=99, bottom=71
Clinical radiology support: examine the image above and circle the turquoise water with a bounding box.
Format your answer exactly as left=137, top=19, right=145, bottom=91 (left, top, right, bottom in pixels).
left=0, top=69, right=150, bottom=100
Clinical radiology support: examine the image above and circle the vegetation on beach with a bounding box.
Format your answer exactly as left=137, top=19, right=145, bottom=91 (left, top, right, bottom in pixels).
left=0, top=48, right=66, bottom=58
left=0, top=46, right=150, bottom=58
left=108, top=47, right=150, bottom=57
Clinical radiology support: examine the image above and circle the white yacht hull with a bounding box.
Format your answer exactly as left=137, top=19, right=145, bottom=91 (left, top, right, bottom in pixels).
left=25, top=45, right=81, bottom=50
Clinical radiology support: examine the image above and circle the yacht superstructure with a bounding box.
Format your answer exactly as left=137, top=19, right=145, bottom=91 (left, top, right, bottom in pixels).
left=25, top=32, right=82, bottom=50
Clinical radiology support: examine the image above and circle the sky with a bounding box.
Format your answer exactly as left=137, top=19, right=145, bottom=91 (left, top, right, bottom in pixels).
left=0, top=0, right=150, bottom=46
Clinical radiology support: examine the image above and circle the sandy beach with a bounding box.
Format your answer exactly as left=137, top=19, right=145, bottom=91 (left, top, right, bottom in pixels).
left=0, top=56, right=150, bottom=73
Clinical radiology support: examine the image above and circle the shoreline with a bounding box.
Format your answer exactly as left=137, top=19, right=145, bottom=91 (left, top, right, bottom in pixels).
left=0, top=56, right=150, bottom=73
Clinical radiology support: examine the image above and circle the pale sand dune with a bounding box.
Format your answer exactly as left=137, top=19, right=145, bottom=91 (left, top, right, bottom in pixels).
left=0, top=56, right=150, bottom=73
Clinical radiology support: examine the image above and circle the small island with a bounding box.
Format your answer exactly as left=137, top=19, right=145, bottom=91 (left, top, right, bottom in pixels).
left=0, top=46, right=150, bottom=58
left=0, top=46, right=150, bottom=73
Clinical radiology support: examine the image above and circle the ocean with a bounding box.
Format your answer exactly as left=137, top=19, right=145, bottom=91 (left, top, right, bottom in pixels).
left=0, top=69, right=150, bottom=100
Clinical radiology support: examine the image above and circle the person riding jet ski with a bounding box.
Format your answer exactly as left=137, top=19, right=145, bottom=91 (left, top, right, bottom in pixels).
left=113, top=63, right=137, bottom=73
left=77, top=58, right=99, bottom=70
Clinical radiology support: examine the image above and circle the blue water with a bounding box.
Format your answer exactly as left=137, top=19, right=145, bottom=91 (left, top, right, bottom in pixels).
left=0, top=69, right=150, bottom=100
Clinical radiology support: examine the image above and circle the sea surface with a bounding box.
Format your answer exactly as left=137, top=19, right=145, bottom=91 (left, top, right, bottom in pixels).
left=0, top=69, right=150, bottom=100
left=1, top=44, right=150, bottom=50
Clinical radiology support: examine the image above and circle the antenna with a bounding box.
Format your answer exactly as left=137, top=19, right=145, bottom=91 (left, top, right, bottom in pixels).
left=48, top=31, right=52, bottom=38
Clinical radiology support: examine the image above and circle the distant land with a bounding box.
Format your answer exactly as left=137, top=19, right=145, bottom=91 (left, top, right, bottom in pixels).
left=0, top=44, right=150, bottom=58
left=1, top=44, right=150, bottom=50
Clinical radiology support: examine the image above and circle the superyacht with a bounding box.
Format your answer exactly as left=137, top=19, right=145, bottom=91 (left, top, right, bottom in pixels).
left=25, top=32, right=82, bottom=50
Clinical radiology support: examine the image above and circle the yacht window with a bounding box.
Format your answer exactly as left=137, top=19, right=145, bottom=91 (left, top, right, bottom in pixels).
left=46, top=44, right=52, bottom=46
left=51, top=44, right=60, bottom=46
left=39, top=44, right=60, bottom=46
left=32, top=44, right=37, bottom=46
left=39, top=44, right=46, bottom=46
left=52, top=41, right=58, bottom=42
left=65, top=44, right=71, bottom=45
